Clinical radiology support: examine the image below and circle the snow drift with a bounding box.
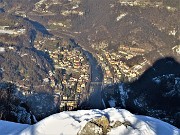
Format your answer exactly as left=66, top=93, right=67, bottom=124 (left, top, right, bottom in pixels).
left=0, top=108, right=179, bottom=135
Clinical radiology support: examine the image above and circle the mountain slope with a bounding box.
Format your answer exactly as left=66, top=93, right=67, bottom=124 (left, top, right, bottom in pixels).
left=0, top=108, right=179, bottom=135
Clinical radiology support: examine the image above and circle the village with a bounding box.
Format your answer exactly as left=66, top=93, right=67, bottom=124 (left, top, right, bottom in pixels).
left=0, top=22, right=91, bottom=112
left=34, top=38, right=90, bottom=111
left=91, top=41, right=148, bottom=84
left=0, top=26, right=25, bottom=35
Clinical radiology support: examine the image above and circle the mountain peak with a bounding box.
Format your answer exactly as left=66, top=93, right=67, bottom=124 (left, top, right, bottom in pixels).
left=0, top=108, right=179, bottom=135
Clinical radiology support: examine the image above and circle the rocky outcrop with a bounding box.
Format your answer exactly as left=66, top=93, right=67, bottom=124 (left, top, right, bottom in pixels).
left=78, top=121, right=103, bottom=135
left=78, top=116, right=109, bottom=135
left=78, top=115, right=133, bottom=135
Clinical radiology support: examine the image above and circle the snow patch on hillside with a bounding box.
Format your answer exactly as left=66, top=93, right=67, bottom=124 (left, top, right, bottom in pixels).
left=116, top=13, right=128, bottom=21
left=119, top=83, right=128, bottom=107
left=108, top=98, right=116, bottom=107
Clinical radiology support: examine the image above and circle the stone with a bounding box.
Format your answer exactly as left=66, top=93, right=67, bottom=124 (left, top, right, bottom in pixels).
left=78, top=115, right=110, bottom=135
left=123, top=121, right=132, bottom=128
left=111, top=121, right=123, bottom=128
left=78, top=122, right=103, bottom=135
left=91, top=115, right=110, bottom=134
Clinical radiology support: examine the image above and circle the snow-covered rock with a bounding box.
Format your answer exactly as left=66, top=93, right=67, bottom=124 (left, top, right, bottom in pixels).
left=0, top=108, right=179, bottom=135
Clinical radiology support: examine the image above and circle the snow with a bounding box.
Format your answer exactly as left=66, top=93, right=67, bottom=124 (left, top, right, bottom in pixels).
left=0, top=47, right=5, bottom=53
left=133, top=95, right=147, bottom=108
left=0, top=120, right=29, bottom=135
left=116, top=13, right=128, bottom=21
left=108, top=98, right=116, bottom=107
left=119, top=83, right=128, bottom=107
left=134, top=98, right=144, bottom=108
left=102, top=99, right=106, bottom=108
left=152, top=77, right=161, bottom=84
left=0, top=108, right=179, bottom=135
left=72, top=5, right=79, bottom=10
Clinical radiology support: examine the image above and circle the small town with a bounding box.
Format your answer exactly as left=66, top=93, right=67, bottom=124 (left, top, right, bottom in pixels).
left=34, top=37, right=91, bottom=111
left=91, top=41, right=148, bottom=84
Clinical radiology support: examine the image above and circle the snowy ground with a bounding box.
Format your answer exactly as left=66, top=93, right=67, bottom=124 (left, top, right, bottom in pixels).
left=119, top=83, right=128, bottom=107
left=0, top=120, right=29, bottom=134
left=0, top=108, right=179, bottom=135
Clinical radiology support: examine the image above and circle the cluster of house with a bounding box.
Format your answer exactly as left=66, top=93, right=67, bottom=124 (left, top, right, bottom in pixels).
left=119, top=0, right=163, bottom=7
left=34, top=0, right=84, bottom=16
left=34, top=36, right=91, bottom=111
left=172, top=45, right=180, bottom=55
left=92, top=43, right=147, bottom=84
left=61, top=10, right=84, bottom=16
left=0, top=26, right=25, bottom=35
left=118, top=0, right=177, bottom=12
left=48, top=46, right=90, bottom=111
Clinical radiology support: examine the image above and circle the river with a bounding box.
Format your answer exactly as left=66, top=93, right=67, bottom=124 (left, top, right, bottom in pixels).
left=24, top=17, right=104, bottom=109
left=70, top=39, right=104, bottom=109
left=83, top=50, right=104, bottom=109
